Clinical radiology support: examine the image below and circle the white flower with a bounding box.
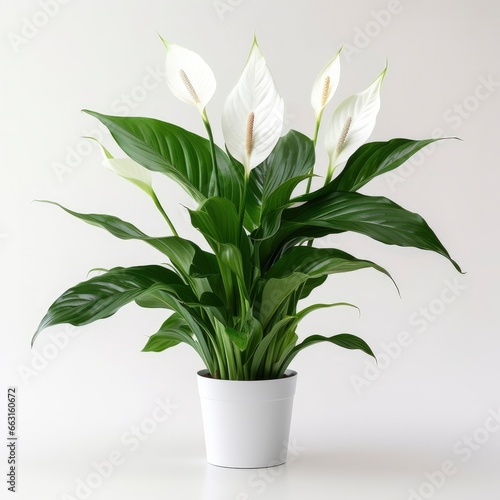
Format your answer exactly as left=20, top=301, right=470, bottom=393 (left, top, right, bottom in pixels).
left=311, top=48, right=342, bottom=119
left=325, top=65, right=387, bottom=171
left=103, top=157, right=153, bottom=197
left=221, top=37, right=284, bottom=174
left=88, top=137, right=154, bottom=196
left=161, top=37, right=216, bottom=115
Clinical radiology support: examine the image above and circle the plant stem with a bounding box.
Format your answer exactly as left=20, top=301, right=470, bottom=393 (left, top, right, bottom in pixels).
left=295, top=117, right=323, bottom=307
left=324, top=153, right=337, bottom=185
left=202, top=110, right=221, bottom=196
left=304, top=116, right=322, bottom=195
left=222, top=333, right=237, bottom=380
left=213, top=326, right=228, bottom=380
left=303, top=117, right=323, bottom=251
left=233, top=347, right=243, bottom=380
left=151, top=191, right=178, bottom=236
left=238, top=174, right=249, bottom=246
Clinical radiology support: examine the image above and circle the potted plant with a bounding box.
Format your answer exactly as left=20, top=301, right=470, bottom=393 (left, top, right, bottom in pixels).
left=33, top=37, right=461, bottom=468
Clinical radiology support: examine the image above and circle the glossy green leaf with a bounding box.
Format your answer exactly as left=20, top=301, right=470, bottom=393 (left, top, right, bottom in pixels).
left=256, top=247, right=393, bottom=327
left=190, top=197, right=241, bottom=248
left=239, top=314, right=263, bottom=364
left=36, top=200, right=220, bottom=283
left=219, top=243, right=249, bottom=299
left=256, top=174, right=311, bottom=239
left=298, top=276, right=328, bottom=300
left=263, top=192, right=461, bottom=272
left=249, top=317, right=296, bottom=379
left=277, top=333, right=376, bottom=377
left=141, top=313, right=192, bottom=352
left=330, top=138, right=444, bottom=192
left=190, top=197, right=252, bottom=274
left=33, top=266, right=185, bottom=345
left=225, top=327, right=249, bottom=351
left=247, top=130, right=314, bottom=228
left=83, top=110, right=244, bottom=208
left=138, top=287, right=216, bottom=371
left=264, top=246, right=394, bottom=285
left=295, top=302, right=359, bottom=321
left=255, top=272, right=307, bottom=328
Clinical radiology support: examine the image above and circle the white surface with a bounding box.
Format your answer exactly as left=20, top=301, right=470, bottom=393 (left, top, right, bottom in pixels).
left=1, top=0, right=500, bottom=498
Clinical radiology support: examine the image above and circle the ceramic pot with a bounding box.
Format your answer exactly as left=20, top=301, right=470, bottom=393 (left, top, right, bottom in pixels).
left=197, top=369, right=297, bottom=468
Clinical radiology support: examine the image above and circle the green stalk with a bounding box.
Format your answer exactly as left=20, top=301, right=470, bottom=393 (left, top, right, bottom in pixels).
left=222, top=333, right=237, bottom=380
left=296, top=116, right=323, bottom=308
left=233, top=347, right=243, bottom=380
left=236, top=282, right=249, bottom=328
left=237, top=174, right=249, bottom=246
left=243, top=362, right=250, bottom=381
left=216, top=254, right=234, bottom=312
left=324, top=152, right=338, bottom=185
left=203, top=313, right=225, bottom=379
left=304, top=115, right=322, bottom=194
left=263, top=335, right=278, bottom=379
left=303, top=115, right=325, bottom=249
left=151, top=191, right=178, bottom=236
left=213, top=327, right=228, bottom=380
left=202, top=110, right=221, bottom=196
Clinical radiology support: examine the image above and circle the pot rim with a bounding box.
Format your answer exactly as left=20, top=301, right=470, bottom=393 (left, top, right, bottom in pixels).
left=197, top=368, right=297, bottom=382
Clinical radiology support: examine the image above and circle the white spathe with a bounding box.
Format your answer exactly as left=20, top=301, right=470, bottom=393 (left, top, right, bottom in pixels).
left=311, top=48, right=342, bottom=119
left=90, top=137, right=154, bottom=196
left=222, top=38, right=284, bottom=173
left=325, top=65, right=387, bottom=169
left=103, top=157, right=153, bottom=197
left=162, top=38, right=216, bottom=113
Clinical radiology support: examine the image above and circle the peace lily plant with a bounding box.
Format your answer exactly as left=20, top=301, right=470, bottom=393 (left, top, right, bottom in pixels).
left=34, top=37, right=461, bottom=382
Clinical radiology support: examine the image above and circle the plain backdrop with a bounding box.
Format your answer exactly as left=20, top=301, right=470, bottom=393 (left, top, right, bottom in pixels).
left=1, top=0, right=499, bottom=499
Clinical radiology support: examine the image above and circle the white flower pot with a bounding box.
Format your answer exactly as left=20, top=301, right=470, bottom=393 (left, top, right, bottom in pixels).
left=197, top=369, right=297, bottom=468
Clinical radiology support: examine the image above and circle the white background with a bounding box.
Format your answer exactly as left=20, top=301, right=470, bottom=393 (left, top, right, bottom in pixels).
left=1, top=0, right=499, bottom=499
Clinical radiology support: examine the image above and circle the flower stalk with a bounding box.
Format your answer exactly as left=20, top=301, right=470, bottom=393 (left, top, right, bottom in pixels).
left=202, top=109, right=221, bottom=195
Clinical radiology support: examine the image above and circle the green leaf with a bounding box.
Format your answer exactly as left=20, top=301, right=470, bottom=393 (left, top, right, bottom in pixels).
left=141, top=313, right=192, bottom=352
left=255, top=272, right=307, bottom=328
left=269, top=303, right=358, bottom=373
left=257, top=247, right=393, bottom=327
left=330, top=138, right=445, bottom=192
left=189, top=197, right=252, bottom=277
left=277, top=333, right=376, bottom=377
left=190, top=197, right=241, bottom=249
left=225, top=327, right=249, bottom=351
left=264, top=246, right=395, bottom=285
left=263, top=191, right=461, bottom=272
left=239, top=314, right=263, bottom=364
left=255, top=174, right=312, bottom=239
left=295, top=302, right=359, bottom=321
left=219, top=243, right=249, bottom=296
left=138, top=287, right=216, bottom=371
left=249, top=317, right=296, bottom=379
left=33, top=265, right=185, bottom=345
left=36, top=200, right=221, bottom=290
left=186, top=291, right=228, bottom=325
left=83, top=110, right=244, bottom=208
left=247, top=130, right=314, bottom=228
